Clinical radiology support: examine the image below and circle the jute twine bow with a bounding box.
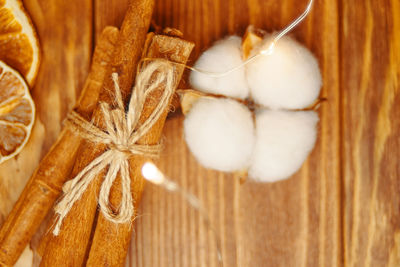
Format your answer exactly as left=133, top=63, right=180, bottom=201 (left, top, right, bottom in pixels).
left=53, top=60, right=175, bottom=235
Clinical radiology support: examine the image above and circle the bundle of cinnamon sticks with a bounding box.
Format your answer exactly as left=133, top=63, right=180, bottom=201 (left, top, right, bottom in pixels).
left=0, top=0, right=194, bottom=266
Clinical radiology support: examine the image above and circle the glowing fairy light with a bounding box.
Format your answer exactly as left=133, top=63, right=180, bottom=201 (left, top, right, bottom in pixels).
left=260, top=42, right=276, bottom=56
left=188, top=0, right=314, bottom=78
left=142, top=162, right=165, bottom=184
left=139, top=1, right=316, bottom=264
left=141, top=0, right=314, bottom=79
left=141, top=162, right=223, bottom=266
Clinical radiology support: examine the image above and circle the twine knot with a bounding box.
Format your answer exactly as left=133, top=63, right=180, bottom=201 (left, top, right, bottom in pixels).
left=53, top=61, right=175, bottom=235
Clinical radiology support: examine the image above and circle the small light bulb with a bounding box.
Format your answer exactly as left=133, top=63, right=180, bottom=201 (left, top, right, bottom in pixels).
left=142, top=162, right=165, bottom=184
left=260, top=42, right=275, bottom=56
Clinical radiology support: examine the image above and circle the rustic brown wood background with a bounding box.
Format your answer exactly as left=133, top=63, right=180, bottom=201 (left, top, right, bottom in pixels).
left=0, top=0, right=399, bottom=266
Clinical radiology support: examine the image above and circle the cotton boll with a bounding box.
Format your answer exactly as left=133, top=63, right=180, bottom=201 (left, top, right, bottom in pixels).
left=190, top=36, right=249, bottom=99
left=184, top=97, right=255, bottom=172
left=249, top=110, right=319, bottom=182
left=246, top=35, right=322, bottom=109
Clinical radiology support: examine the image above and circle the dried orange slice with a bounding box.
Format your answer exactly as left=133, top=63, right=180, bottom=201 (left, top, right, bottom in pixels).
left=0, top=60, right=35, bottom=163
left=0, top=0, right=40, bottom=86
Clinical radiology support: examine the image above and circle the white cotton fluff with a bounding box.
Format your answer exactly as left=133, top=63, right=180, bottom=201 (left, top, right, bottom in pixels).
left=189, top=36, right=249, bottom=99
left=184, top=97, right=255, bottom=172
left=249, top=110, right=319, bottom=182
left=246, top=35, right=322, bottom=109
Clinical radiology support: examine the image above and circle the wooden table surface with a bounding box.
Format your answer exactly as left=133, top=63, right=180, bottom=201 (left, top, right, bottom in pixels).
left=0, top=0, right=399, bottom=266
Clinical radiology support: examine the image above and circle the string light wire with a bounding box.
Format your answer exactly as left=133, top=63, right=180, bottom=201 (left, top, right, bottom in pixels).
left=142, top=0, right=314, bottom=78
left=142, top=162, right=224, bottom=266
left=189, top=0, right=314, bottom=77
left=138, top=0, right=315, bottom=264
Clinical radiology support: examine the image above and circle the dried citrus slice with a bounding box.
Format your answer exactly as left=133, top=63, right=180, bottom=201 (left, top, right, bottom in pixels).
left=0, top=0, right=40, bottom=86
left=0, top=60, right=35, bottom=163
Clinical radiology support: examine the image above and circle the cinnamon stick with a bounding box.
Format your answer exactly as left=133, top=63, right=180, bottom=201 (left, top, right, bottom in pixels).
left=0, top=26, right=119, bottom=267
left=86, top=34, right=194, bottom=267
left=39, top=1, right=155, bottom=266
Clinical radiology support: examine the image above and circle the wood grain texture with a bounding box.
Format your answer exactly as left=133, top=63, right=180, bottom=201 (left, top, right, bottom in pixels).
left=0, top=0, right=92, bottom=224
left=86, top=34, right=193, bottom=267
left=127, top=0, right=342, bottom=266
left=0, top=0, right=399, bottom=266
left=39, top=1, right=154, bottom=265
left=341, top=0, right=400, bottom=266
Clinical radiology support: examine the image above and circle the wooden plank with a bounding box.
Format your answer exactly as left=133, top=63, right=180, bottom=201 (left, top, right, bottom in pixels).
left=232, top=1, right=341, bottom=265
left=0, top=0, right=92, bottom=226
left=0, top=0, right=343, bottom=265
left=0, top=1, right=92, bottom=266
left=117, top=0, right=340, bottom=266
left=1, top=0, right=399, bottom=266
left=94, top=0, right=129, bottom=39
left=341, top=0, right=400, bottom=266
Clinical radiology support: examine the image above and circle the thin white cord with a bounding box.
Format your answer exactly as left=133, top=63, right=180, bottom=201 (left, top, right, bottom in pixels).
left=189, top=0, right=314, bottom=78
left=142, top=163, right=224, bottom=266
left=139, top=1, right=315, bottom=264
